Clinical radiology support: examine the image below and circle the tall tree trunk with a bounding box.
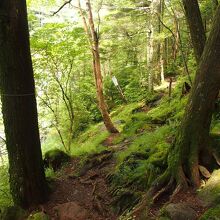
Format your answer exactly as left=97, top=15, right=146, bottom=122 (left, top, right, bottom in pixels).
left=159, top=0, right=165, bottom=84
left=182, top=0, right=206, bottom=63
left=173, top=16, right=179, bottom=61
left=150, top=6, right=220, bottom=195
left=171, top=6, right=220, bottom=187
left=147, top=26, right=154, bottom=92
left=85, top=0, right=118, bottom=133
left=0, top=0, right=48, bottom=208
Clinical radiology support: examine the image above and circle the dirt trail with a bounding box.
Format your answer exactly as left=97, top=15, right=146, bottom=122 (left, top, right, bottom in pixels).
left=42, top=150, right=118, bottom=220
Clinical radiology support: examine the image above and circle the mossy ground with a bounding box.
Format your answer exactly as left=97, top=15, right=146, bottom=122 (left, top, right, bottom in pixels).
left=199, top=204, right=220, bottom=220
left=1, top=77, right=220, bottom=219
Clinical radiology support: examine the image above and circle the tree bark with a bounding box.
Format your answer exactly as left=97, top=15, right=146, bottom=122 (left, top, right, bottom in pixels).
left=84, top=0, right=119, bottom=133
left=158, top=0, right=165, bottom=84
left=182, top=0, right=206, bottom=63
left=154, top=5, right=220, bottom=191
left=147, top=26, right=154, bottom=92
left=212, top=0, right=219, bottom=14
left=0, top=0, right=48, bottom=208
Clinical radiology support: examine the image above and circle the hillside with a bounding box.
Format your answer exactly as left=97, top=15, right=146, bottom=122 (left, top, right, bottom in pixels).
left=1, top=79, right=219, bottom=219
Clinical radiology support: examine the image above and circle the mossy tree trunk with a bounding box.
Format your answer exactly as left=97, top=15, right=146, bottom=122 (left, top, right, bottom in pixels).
left=0, top=0, right=48, bottom=208
left=150, top=5, right=220, bottom=195
left=212, top=0, right=219, bottom=14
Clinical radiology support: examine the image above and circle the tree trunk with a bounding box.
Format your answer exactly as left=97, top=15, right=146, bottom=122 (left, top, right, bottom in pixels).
left=85, top=0, right=119, bottom=133
left=182, top=0, right=206, bottom=63
left=151, top=6, right=220, bottom=193
left=212, top=0, right=219, bottom=15
left=147, top=27, right=154, bottom=92
left=174, top=5, right=220, bottom=187
left=158, top=0, right=165, bottom=84
left=0, top=0, right=48, bottom=208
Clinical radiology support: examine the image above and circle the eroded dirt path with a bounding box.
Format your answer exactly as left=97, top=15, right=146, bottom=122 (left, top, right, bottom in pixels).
left=42, top=152, right=118, bottom=220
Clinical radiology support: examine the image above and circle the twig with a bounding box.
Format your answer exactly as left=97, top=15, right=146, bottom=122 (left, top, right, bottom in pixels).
left=0, top=136, right=6, bottom=143
left=52, top=0, right=72, bottom=16
left=97, top=0, right=104, bottom=38
left=92, top=181, right=97, bottom=195
left=52, top=0, right=86, bottom=16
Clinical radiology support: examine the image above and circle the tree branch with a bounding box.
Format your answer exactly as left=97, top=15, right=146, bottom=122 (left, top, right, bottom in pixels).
left=52, top=0, right=72, bottom=16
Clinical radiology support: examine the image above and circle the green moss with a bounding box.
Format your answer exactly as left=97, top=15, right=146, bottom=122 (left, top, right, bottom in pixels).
left=44, top=149, right=70, bottom=172
left=109, top=125, right=173, bottom=201
left=200, top=205, right=220, bottom=220
left=27, top=212, right=50, bottom=220
left=198, top=169, right=220, bottom=206
left=70, top=129, right=108, bottom=156
left=44, top=149, right=67, bottom=158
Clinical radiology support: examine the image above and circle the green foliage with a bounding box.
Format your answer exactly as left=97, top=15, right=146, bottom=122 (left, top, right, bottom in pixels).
left=0, top=166, right=12, bottom=207
left=27, top=212, right=50, bottom=220
left=45, top=167, right=57, bottom=180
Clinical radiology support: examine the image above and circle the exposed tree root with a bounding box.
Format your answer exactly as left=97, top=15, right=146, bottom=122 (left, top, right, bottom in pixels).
left=131, top=165, right=193, bottom=218
left=152, top=177, right=175, bottom=202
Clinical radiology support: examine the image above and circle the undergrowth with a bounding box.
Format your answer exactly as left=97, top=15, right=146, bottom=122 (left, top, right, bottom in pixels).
left=0, top=166, right=12, bottom=207
left=107, top=78, right=189, bottom=214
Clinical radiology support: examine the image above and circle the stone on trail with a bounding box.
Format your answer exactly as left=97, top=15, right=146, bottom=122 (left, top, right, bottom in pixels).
left=162, top=203, right=197, bottom=220
left=53, top=202, right=89, bottom=220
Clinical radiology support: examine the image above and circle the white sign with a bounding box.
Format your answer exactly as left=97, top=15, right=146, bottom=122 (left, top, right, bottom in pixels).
left=112, top=76, right=119, bottom=86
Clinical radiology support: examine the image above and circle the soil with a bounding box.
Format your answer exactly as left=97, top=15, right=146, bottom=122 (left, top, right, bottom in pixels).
left=42, top=155, right=118, bottom=220
left=147, top=189, right=207, bottom=219
left=38, top=134, right=207, bottom=220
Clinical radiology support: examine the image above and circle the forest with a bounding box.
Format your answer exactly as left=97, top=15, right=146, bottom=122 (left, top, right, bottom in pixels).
left=0, top=0, right=220, bottom=219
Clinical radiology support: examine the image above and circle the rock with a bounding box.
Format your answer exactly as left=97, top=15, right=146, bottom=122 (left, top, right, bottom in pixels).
left=27, top=212, right=50, bottom=220
left=0, top=206, right=26, bottom=220
left=53, top=202, right=89, bottom=220
left=43, top=149, right=71, bottom=171
left=162, top=203, right=197, bottom=220
left=198, top=169, right=220, bottom=206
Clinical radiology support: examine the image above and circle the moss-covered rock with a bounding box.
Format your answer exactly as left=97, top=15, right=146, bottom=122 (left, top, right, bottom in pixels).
left=160, top=203, right=197, bottom=220
left=44, top=149, right=70, bottom=171
left=0, top=206, right=26, bottom=220
left=198, top=169, right=220, bottom=206
left=27, top=212, right=50, bottom=220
